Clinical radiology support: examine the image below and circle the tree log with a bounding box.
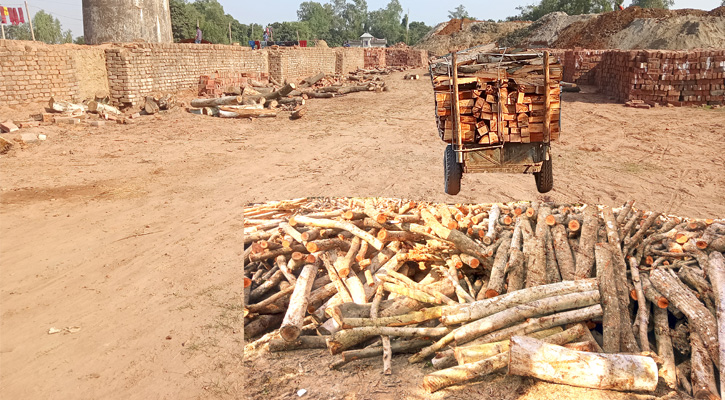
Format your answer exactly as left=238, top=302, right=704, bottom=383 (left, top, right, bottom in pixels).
left=422, top=324, right=586, bottom=393
left=508, top=335, right=658, bottom=392
left=706, top=251, right=725, bottom=396
left=630, top=256, right=650, bottom=352
left=551, top=224, right=576, bottom=281
left=299, top=72, right=326, bottom=88
left=327, top=326, right=450, bottom=355
left=88, top=101, right=121, bottom=115
left=410, top=290, right=600, bottom=363
left=654, top=306, right=677, bottom=389
left=596, top=242, right=622, bottom=353
left=280, top=264, right=318, bottom=342
left=244, top=313, right=284, bottom=340
left=485, top=232, right=512, bottom=298
left=290, top=106, right=307, bottom=120
left=190, top=95, right=243, bottom=108
left=421, top=209, right=489, bottom=263
left=691, top=331, right=719, bottom=400
left=575, top=205, right=599, bottom=280
left=453, top=327, right=563, bottom=365
left=484, top=204, right=501, bottom=245
left=269, top=335, right=328, bottom=352
left=292, top=215, right=384, bottom=251
left=330, top=339, right=428, bottom=370
left=602, top=206, right=640, bottom=353
left=650, top=268, right=720, bottom=366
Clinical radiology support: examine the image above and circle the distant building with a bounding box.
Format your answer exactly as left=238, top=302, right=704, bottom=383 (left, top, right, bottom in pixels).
left=346, top=33, right=387, bottom=48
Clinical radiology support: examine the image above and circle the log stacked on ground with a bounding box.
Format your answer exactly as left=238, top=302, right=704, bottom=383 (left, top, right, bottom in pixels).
left=243, top=197, right=725, bottom=396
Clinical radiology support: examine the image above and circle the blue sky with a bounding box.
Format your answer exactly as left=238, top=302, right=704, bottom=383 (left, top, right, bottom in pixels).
left=3, top=0, right=721, bottom=38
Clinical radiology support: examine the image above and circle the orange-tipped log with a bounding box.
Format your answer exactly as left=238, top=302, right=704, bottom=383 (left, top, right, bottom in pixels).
left=568, top=219, right=581, bottom=233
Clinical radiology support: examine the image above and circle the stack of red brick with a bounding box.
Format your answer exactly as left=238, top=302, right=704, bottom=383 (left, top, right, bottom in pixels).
left=364, top=48, right=386, bottom=69
left=384, top=48, right=427, bottom=68
left=597, top=49, right=725, bottom=106
left=563, top=49, right=606, bottom=85
left=198, top=72, right=268, bottom=96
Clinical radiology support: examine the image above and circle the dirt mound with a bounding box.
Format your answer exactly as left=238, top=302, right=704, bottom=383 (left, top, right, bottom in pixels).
left=417, top=20, right=531, bottom=56
left=436, top=18, right=478, bottom=36
left=611, top=15, right=725, bottom=50
left=553, top=6, right=721, bottom=49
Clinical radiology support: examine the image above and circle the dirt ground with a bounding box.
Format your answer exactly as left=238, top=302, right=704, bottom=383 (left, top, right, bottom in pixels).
left=1, top=69, right=724, bottom=399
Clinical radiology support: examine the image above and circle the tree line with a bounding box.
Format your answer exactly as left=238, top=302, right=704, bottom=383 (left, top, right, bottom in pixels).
left=2, top=0, right=699, bottom=46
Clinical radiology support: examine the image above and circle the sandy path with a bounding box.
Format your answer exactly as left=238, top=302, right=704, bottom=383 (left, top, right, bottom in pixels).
left=1, top=69, right=723, bottom=399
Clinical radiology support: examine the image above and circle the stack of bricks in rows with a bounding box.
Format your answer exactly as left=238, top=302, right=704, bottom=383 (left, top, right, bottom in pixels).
left=434, top=51, right=563, bottom=145
left=597, top=49, right=725, bottom=106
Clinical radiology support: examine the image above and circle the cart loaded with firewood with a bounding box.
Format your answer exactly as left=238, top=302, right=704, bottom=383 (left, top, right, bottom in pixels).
left=429, top=47, right=563, bottom=195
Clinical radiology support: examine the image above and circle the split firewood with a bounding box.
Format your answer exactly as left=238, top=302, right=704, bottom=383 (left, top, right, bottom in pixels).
left=280, top=264, right=318, bottom=342
left=508, top=335, right=658, bottom=392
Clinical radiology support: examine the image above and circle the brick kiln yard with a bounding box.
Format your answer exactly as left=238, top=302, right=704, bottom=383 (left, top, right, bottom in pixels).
left=1, top=67, right=725, bottom=399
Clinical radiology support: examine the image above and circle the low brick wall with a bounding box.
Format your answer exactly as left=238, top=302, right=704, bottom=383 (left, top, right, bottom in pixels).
left=597, top=49, right=725, bottom=106
left=105, top=43, right=268, bottom=106
left=335, top=48, right=364, bottom=74
left=268, top=47, right=337, bottom=84
left=0, top=40, right=109, bottom=105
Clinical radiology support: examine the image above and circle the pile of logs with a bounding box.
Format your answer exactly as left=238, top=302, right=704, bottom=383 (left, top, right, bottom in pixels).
left=431, top=48, right=563, bottom=145
left=188, top=70, right=390, bottom=120
left=243, top=197, right=725, bottom=396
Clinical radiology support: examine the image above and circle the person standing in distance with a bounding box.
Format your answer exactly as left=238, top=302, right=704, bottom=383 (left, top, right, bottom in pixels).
left=195, top=26, right=203, bottom=44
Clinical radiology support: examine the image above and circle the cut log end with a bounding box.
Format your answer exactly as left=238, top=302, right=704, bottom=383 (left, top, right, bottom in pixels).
left=280, top=326, right=302, bottom=342
left=545, top=215, right=557, bottom=226
left=243, top=277, right=252, bottom=288
left=484, top=289, right=499, bottom=299
left=568, top=219, right=580, bottom=232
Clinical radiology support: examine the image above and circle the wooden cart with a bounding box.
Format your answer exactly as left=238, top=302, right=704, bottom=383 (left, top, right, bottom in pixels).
left=429, top=46, right=563, bottom=195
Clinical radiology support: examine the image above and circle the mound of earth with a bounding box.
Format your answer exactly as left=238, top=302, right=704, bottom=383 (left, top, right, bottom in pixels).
left=553, top=6, right=724, bottom=49
left=417, top=20, right=531, bottom=56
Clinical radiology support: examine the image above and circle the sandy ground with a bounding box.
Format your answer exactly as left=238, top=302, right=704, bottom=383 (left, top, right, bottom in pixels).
left=1, top=69, right=724, bottom=399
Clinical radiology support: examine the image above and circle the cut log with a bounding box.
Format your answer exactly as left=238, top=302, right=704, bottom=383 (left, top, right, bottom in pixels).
left=575, top=205, right=599, bottom=280
left=422, top=324, right=585, bottom=393
left=327, top=326, right=450, bottom=355
left=420, top=209, right=489, bottom=263
left=654, top=306, right=677, bottom=389
left=485, top=232, right=512, bottom=298
left=299, top=72, right=326, bottom=88
left=705, top=251, right=725, bottom=396
left=330, top=339, right=428, bottom=370
left=342, top=306, right=444, bottom=328
left=144, top=97, right=160, bottom=115
left=244, top=314, right=284, bottom=339
left=595, top=242, right=622, bottom=353
left=410, top=290, right=600, bottom=363
left=629, top=256, right=650, bottom=353
left=269, top=336, right=328, bottom=352
left=217, top=107, right=278, bottom=118
left=508, top=335, right=659, bottom=392
left=441, top=278, right=599, bottom=326
left=691, top=331, right=719, bottom=400
left=291, top=215, right=384, bottom=251
left=602, top=206, right=640, bottom=353
left=48, top=97, right=86, bottom=113
left=280, top=263, right=318, bottom=341
left=453, top=326, right=563, bottom=365
left=649, top=268, right=720, bottom=366
left=551, top=224, right=576, bottom=281
left=190, top=95, right=243, bottom=108
left=88, top=101, right=121, bottom=115
left=290, top=106, right=307, bottom=120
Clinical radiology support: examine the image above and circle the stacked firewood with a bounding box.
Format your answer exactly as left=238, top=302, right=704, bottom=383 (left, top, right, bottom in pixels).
left=188, top=70, right=388, bottom=120
left=243, top=197, right=725, bottom=396
left=431, top=48, right=563, bottom=145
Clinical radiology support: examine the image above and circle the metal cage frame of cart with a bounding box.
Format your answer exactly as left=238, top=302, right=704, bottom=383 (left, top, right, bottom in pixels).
left=429, top=46, right=561, bottom=195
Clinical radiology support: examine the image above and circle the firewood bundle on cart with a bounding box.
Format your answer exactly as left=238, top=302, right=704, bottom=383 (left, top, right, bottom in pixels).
left=243, top=197, right=725, bottom=396
left=430, top=46, right=563, bottom=195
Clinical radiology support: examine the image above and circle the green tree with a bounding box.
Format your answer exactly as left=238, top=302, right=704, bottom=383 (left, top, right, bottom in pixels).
left=170, top=0, right=200, bottom=41
left=407, top=21, right=431, bottom=45
left=9, top=10, right=72, bottom=44
left=630, top=0, right=675, bottom=8
left=74, top=36, right=85, bottom=44
left=513, top=0, right=613, bottom=21
left=448, top=5, right=471, bottom=19
left=4, top=24, right=32, bottom=41
left=269, top=21, right=312, bottom=41
left=297, top=1, right=336, bottom=43
left=368, top=0, right=404, bottom=44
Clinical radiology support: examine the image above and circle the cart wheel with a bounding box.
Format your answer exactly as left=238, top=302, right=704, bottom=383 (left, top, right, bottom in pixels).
left=444, top=144, right=462, bottom=195
left=534, top=157, right=553, bottom=193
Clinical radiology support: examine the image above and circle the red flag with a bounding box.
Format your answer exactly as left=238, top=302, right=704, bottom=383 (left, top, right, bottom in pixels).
left=1, top=7, right=6, bottom=25
left=10, top=7, right=17, bottom=25
left=18, top=7, right=24, bottom=23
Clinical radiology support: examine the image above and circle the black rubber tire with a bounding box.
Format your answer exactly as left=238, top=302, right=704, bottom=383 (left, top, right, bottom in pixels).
left=444, top=144, right=462, bottom=195
left=534, top=157, right=553, bottom=193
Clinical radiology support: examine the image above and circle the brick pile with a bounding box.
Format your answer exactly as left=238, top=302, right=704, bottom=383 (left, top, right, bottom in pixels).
left=0, top=40, right=83, bottom=105
left=198, top=72, right=269, bottom=97
left=335, top=48, right=364, bottom=75
left=105, top=43, right=268, bottom=106
left=384, top=48, right=428, bottom=68
left=364, top=48, right=386, bottom=68
left=563, top=49, right=606, bottom=85
left=268, top=47, right=337, bottom=84
left=597, top=49, right=725, bottom=106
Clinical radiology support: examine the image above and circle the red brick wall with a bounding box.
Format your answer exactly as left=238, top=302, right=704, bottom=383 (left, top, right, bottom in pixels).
left=364, top=48, right=386, bottom=68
